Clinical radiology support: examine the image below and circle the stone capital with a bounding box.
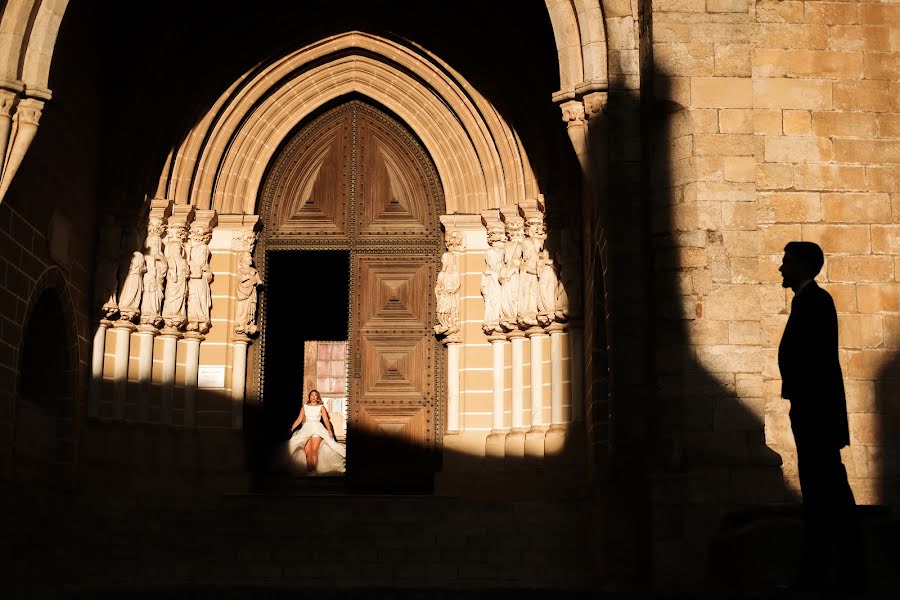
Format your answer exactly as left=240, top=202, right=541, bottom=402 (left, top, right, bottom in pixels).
left=440, top=213, right=483, bottom=251
left=559, top=99, right=586, bottom=127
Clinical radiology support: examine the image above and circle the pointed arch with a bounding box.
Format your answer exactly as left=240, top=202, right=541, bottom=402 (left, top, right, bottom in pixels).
left=158, top=32, right=540, bottom=216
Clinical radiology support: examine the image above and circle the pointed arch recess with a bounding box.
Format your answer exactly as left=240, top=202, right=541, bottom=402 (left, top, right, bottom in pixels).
left=158, top=32, right=540, bottom=215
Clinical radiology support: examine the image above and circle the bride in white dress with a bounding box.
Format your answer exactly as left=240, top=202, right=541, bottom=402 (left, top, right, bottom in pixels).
left=287, top=389, right=346, bottom=475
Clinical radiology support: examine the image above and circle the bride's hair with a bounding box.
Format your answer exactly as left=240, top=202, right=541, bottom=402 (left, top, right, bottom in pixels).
left=307, top=389, right=322, bottom=404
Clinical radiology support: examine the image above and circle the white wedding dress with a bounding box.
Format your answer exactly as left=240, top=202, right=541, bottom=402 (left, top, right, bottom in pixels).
left=287, top=403, right=346, bottom=475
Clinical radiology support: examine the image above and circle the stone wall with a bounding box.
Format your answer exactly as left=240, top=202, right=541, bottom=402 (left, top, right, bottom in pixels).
left=649, top=0, right=900, bottom=586
left=0, top=0, right=99, bottom=542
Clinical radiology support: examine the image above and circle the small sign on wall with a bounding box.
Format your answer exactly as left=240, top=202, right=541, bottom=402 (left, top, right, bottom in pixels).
left=198, top=365, right=226, bottom=389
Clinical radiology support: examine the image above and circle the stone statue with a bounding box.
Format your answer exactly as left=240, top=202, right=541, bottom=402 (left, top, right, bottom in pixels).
left=434, top=252, right=461, bottom=340
left=186, top=224, right=213, bottom=334
left=558, top=246, right=582, bottom=321
left=499, top=216, right=524, bottom=330
left=480, top=224, right=504, bottom=334
left=234, top=251, right=263, bottom=336
left=537, top=249, right=559, bottom=326
left=162, top=225, right=189, bottom=329
left=117, top=251, right=146, bottom=321
left=94, top=216, right=121, bottom=319
left=140, top=219, right=166, bottom=327
left=518, top=217, right=545, bottom=327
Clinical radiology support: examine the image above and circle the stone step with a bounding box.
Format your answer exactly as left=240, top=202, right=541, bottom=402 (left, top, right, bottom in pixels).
left=4, top=491, right=595, bottom=595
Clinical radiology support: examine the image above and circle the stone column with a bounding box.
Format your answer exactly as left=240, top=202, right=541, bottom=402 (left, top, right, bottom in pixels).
left=88, top=321, right=109, bottom=418
left=112, top=321, right=135, bottom=420
left=545, top=323, right=568, bottom=456
left=231, top=337, right=249, bottom=430
left=485, top=334, right=508, bottom=457
left=159, top=332, right=179, bottom=425
left=0, top=96, right=45, bottom=201
left=549, top=324, right=567, bottom=425
left=505, top=331, right=527, bottom=457
left=446, top=342, right=461, bottom=433
left=183, top=332, right=203, bottom=427
left=570, top=327, right=584, bottom=422
left=525, top=329, right=548, bottom=457
left=135, top=326, right=157, bottom=421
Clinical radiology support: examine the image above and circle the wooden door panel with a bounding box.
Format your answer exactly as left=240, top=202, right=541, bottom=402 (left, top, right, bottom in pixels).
left=359, top=334, right=430, bottom=399
left=351, top=252, right=438, bottom=483
left=266, top=107, right=351, bottom=240
left=357, top=258, right=432, bottom=331
left=355, top=405, right=428, bottom=445
left=356, top=105, right=432, bottom=238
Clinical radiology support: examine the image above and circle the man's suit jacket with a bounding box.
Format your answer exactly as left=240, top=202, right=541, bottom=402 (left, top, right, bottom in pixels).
left=778, top=281, right=850, bottom=448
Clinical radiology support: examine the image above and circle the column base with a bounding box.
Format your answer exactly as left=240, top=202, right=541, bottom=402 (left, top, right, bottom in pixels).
left=525, top=427, right=548, bottom=458
left=485, top=430, right=509, bottom=458
left=504, top=428, right=527, bottom=458
left=544, top=424, right=568, bottom=457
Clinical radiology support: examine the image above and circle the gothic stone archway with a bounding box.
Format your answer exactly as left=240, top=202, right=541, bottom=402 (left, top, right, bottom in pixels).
left=255, top=98, right=445, bottom=490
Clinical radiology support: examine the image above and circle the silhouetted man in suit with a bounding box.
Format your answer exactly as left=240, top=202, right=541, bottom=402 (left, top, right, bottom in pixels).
left=778, top=241, right=864, bottom=591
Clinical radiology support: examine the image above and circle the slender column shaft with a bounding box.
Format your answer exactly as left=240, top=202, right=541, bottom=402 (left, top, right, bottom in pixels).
left=160, top=334, right=178, bottom=425
left=112, top=324, right=133, bottom=420
left=530, top=333, right=547, bottom=427
left=446, top=343, right=461, bottom=432
left=136, top=331, right=156, bottom=421
left=570, top=329, right=584, bottom=422
left=231, top=340, right=249, bottom=430
left=550, top=329, right=565, bottom=425
left=88, top=322, right=108, bottom=418
left=510, top=336, right=525, bottom=429
left=183, top=335, right=202, bottom=427
left=491, top=339, right=506, bottom=430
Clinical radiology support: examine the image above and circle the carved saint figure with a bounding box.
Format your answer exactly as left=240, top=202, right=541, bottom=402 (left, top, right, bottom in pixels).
left=140, top=223, right=167, bottom=327
left=234, top=251, right=263, bottom=336
left=162, top=226, right=189, bottom=329
left=480, top=225, right=504, bottom=334
left=186, top=225, right=214, bottom=333
left=434, top=252, right=461, bottom=339
left=499, top=218, right=524, bottom=329
left=94, top=217, right=121, bottom=318
left=537, top=250, right=559, bottom=326
left=558, top=249, right=581, bottom=321
left=518, top=218, right=545, bottom=327
left=117, top=251, right=146, bottom=321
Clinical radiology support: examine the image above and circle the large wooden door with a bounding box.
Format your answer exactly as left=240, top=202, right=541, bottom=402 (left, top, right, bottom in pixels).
left=351, top=253, right=439, bottom=488
left=258, top=98, right=444, bottom=489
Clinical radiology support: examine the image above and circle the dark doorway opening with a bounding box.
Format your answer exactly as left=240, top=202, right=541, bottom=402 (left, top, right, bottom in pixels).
left=259, top=249, right=350, bottom=474
left=20, top=290, right=72, bottom=412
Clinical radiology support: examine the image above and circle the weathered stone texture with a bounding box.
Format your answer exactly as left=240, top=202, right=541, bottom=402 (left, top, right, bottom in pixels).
left=649, top=0, right=900, bottom=582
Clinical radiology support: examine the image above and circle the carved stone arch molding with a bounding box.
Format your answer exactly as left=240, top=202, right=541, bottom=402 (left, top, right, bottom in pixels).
left=154, top=31, right=540, bottom=215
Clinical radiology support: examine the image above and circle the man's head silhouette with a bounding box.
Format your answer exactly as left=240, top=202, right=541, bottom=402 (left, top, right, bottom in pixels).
left=780, top=241, right=824, bottom=290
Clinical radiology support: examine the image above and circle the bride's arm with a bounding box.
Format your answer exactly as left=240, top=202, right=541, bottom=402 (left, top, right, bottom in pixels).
left=321, top=406, right=336, bottom=439
left=289, top=406, right=305, bottom=433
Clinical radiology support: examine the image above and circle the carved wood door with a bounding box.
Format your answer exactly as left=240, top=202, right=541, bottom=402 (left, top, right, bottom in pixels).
left=258, top=98, right=444, bottom=489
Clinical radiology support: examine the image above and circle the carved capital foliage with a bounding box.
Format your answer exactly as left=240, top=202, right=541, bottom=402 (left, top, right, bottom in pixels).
left=14, top=97, right=43, bottom=126
left=232, top=228, right=258, bottom=253
left=582, top=91, right=608, bottom=120
left=559, top=99, right=586, bottom=127
left=444, top=230, right=464, bottom=253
